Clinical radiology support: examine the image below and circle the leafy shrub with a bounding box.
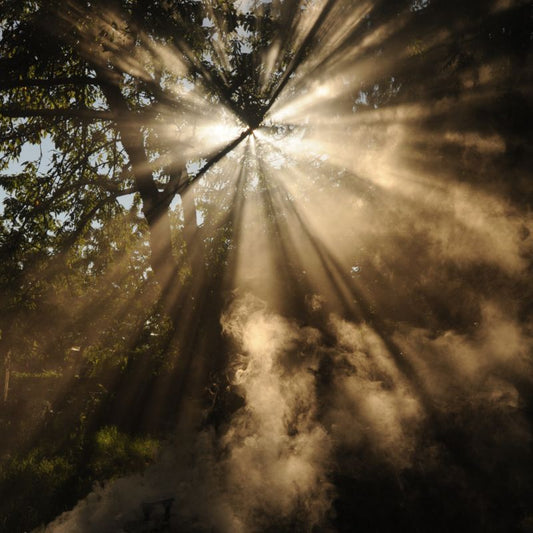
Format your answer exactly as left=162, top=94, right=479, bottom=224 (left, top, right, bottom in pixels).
left=0, top=449, right=74, bottom=532
left=90, top=425, right=159, bottom=480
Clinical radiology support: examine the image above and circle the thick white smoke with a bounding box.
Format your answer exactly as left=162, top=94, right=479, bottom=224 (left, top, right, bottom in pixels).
left=41, top=294, right=531, bottom=532
left=42, top=294, right=334, bottom=532
left=217, top=293, right=334, bottom=530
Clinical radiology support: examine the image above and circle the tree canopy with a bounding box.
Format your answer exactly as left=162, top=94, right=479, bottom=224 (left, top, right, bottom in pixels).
left=1, top=1, right=532, bottom=532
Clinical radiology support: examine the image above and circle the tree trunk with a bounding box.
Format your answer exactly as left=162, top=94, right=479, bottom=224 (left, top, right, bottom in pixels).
left=3, top=351, right=11, bottom=403
left=180, top=189, right=206, bottom=284
left=97, top=71, right=181, bottom=300
left=94, top=69, right=218, bottom=433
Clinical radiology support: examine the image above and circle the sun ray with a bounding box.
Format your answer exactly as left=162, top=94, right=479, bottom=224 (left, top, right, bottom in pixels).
left=1, top=1, right=532, bottom=531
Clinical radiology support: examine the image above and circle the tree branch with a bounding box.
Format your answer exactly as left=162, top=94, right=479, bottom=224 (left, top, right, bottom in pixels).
left=0, top=76, right=101, bottom=91
left=95, top=66, right=180, bottom=287
left=58, top=198, right=111, bottom=252
left=112, top=187, right=137, bottom=197
left=0, top=107, right=115, bottom=121
left=170, top=128, right=251, bottom=196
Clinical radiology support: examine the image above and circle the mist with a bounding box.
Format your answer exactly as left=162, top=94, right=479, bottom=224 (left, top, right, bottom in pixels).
left=1, top=0, right=531, bottom=532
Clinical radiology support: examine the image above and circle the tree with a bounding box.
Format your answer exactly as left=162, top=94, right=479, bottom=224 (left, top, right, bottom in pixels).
left=0, top=0, right=265, bottom=385
left=1, top=1, right=532, bottom=531
left=2, top=1, right=225, bottom=291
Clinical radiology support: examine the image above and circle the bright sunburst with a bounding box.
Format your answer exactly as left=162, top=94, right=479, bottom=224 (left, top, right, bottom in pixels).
left=0, top=1, right=531, bottom=532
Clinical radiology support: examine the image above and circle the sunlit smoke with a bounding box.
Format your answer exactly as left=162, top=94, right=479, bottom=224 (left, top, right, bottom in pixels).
left=3, top=0, right=531, bottom=531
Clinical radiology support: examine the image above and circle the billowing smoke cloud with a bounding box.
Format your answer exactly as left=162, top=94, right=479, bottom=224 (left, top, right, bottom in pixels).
left=396, top=301, right=532, bottom=401
left=41, top=293, right=532, bottom=532
left=325, top=315, right=424, bottom=469
left=217, top=294, right=334, bottom=530
left=41, top=294, right=333, bottom=532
